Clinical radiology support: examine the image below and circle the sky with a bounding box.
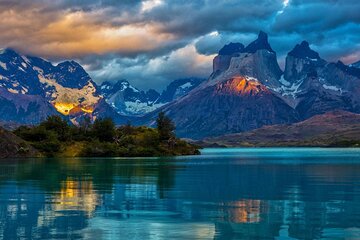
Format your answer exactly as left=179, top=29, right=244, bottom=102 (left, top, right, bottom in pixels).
left=0, top=0, right=359, bottom=90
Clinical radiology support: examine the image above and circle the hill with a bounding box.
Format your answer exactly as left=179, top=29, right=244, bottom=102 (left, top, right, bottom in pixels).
left=200, top=111, right=360, bottom=147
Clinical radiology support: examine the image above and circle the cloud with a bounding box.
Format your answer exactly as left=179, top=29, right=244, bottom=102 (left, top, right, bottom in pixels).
left=89, top=43, right=214, bottom=90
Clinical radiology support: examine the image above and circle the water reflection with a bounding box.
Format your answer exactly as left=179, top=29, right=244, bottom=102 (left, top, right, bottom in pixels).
left=55, top=177, right=100, bottom=216
left=0, top=148, right=359, bottom=239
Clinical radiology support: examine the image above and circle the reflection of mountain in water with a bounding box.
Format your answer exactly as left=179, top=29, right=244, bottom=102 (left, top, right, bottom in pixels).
left=0, top=153, right=359, bottom=239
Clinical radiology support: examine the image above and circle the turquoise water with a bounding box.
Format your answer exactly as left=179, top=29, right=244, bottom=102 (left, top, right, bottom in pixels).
left=0, top=148, right=359, bottom=239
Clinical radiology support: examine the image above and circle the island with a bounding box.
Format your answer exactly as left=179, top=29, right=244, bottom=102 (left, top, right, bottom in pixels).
left=1, top=112, right=200, bottom=158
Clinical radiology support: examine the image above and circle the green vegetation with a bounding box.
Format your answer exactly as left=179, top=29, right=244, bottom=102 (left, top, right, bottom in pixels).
left=13, top=112, right=200, bottom=157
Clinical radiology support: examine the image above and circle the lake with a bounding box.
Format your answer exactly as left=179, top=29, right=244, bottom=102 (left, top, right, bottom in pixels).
left=0, top=148, right=359, bottom=239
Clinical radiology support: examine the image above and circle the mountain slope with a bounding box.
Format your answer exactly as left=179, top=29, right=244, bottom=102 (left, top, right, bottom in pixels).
left=0, top=88, right=59, bottom=124
left=0, top=127, right=40, bottom=158
left=153, top=76, right=298, bottom=139
left=201, top=111, right=360, bottom=147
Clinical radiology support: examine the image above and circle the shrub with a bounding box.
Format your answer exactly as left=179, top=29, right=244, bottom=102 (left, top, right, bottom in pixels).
left=92, top=118, right=116, bottom=142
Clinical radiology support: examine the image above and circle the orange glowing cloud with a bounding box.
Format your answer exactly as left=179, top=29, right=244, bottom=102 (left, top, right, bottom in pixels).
left=0, top=7, right=176, bottom=59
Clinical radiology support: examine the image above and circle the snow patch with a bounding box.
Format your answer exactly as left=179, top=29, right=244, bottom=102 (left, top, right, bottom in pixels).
left=21, top=87, right=28, bottom=94
left=22, top=56, right=31, bottom=65
left=179, top=82, right=193, bottom=89
left=101, top=84, right=111, bottom=90
left=279, top=75, right=291, bottom=86
left=33, top=66, right=44, bottom=74
left=124, top=101, right=165, bottom=115
left=272, top=79, right=304, bottom=98
left=323, top=84, right=342, bottom=93
left=129, top=85, right=139, bottom=92
left=0, top=62, right=7, bottom=70
left=244, top=76, right=259, bottom=82
left=8, top=88, right=19, bottom=94
left=306, top=57, right=318, bottom=61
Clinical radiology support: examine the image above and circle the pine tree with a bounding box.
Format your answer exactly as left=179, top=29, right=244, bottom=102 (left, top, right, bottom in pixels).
left=156, top=111, right=175, bottom=141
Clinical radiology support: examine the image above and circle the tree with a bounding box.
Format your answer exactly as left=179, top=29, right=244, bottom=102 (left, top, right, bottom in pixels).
left=156, top=111, right=175, bottom=141
left=92, top=118, right=116, bottom=142
left=40, top=115, right=70, bottom=141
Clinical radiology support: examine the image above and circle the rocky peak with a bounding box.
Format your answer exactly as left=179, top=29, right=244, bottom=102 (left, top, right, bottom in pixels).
left=54, top=60, right=92, bottom=89
left=288, top=41, right=320, bottom=60
left=244, top=31, right=274, bottom=54
left=213, top=43, right=245, bottom=73
left=213, top=31, right=279, bottom=78
left=100, top=80, right=133, bottom=96
left=284, top=41, right=326, bottom=83
left=0, top=48, right=19, bottom=57
left=218, top=43, right=245, bottom=55
left=0, top=48, right=28, bottom=69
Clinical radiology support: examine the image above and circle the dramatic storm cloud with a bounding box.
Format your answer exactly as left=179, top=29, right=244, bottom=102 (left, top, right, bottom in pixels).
left=0, top=0, right=359, bottom=90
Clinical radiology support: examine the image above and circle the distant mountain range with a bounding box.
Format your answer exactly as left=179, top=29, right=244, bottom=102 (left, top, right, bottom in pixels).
left=0, top=31, right=360, bottom=140
left=0, top=48, right=204, bottom=125
left=141, top=31, right=360, bottom=138
left=99, top=77, right=203, bottom=116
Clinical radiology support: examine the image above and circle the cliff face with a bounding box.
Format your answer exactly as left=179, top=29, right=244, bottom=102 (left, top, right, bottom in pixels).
left=211, top=32, right=282, bottom=89
left=0, top=127, right=39, bottom=158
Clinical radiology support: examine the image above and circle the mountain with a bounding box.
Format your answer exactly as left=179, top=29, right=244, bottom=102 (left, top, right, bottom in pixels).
left=140, top=32, right=360, bottom=139
left=99, top=77, right=205, bottom=116
left=276, top=42, right=360, bottom=118
left=0, top=48, right=127, bottom=124
left=157, top=77, right=205, bottom=103
left=283, top=41, right=326, bottom=84
left=99, top=80, right=161, bottom=116
left=142, top=32, right=297, bottom=139
left=0, top=127, right=40, bottom=158
left=157, top=76, right=297, bottom=139
left=200, top=111, right=360, bottom=147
